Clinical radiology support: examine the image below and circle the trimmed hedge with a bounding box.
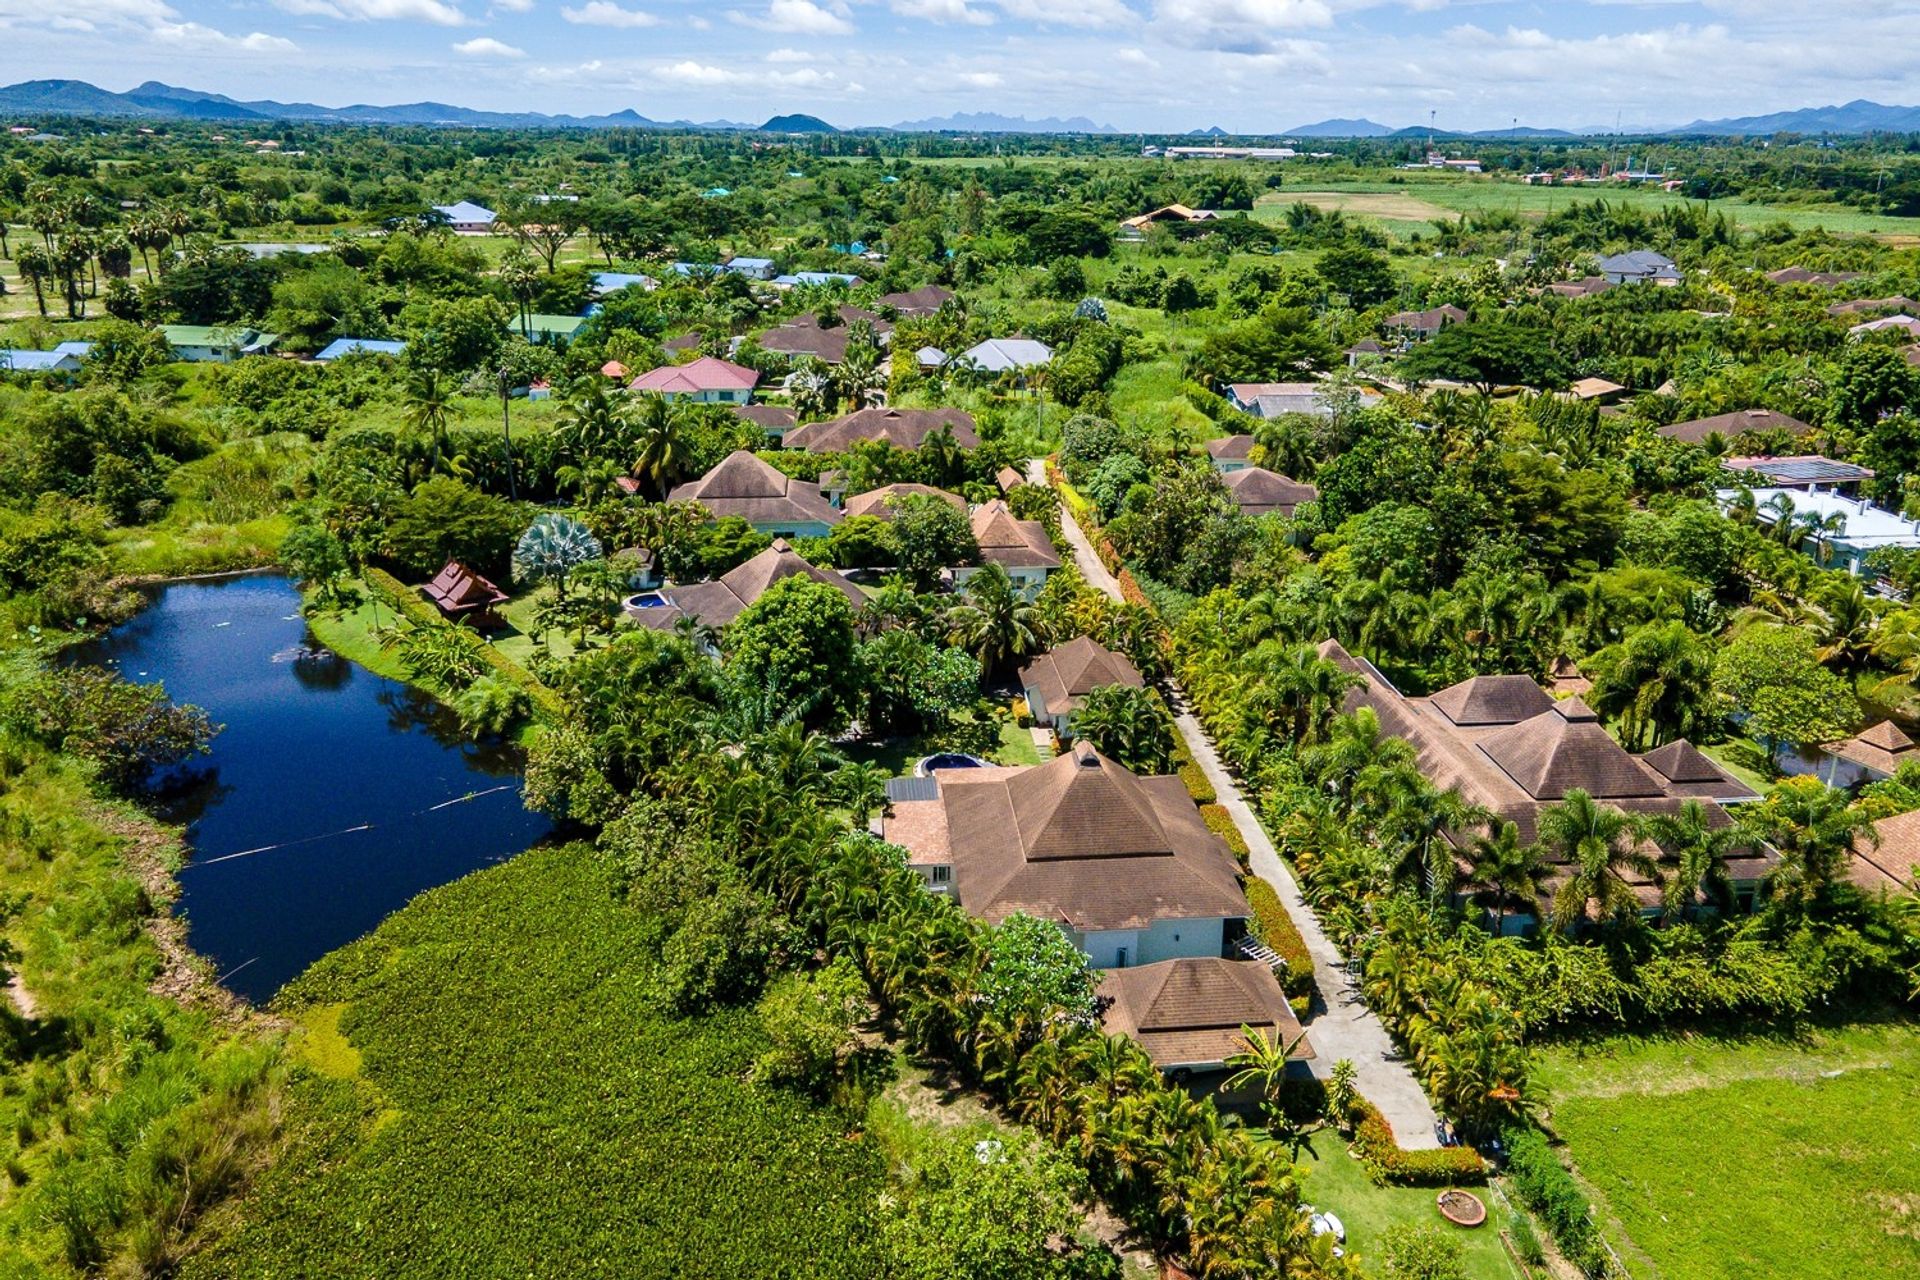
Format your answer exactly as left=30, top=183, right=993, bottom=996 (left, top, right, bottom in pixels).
left=1200, top=804, right=1249, bottom=864
left=1245, top=877, right=1314, bottom=997
left=1177, top=758, right=1216, bottom=804
left=1351, top=1099, right=1487, bottom=1187
left=364, top=567, right=566, bottom=723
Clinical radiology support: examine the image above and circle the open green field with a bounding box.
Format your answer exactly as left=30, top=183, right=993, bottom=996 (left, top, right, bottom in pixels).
left=1535, top=1018, right=1920, bottom=1280
left=1254, top=179, right=1920, bottom=240
left=1291, top=1142, right=1520, bottom=1280
left=184, top=844, right=888, bottom=1278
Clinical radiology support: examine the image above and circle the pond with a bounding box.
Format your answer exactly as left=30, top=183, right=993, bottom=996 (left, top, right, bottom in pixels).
left=72, top=574, right=552, bottom=1002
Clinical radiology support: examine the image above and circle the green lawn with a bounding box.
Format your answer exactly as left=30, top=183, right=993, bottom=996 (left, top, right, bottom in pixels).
left=183, top=845, right=888, bottom=1278
left=1535, top=1018, right=1920, bottom=1280
left=1290, top=1141, right=1519, bottom=1280
left=1253, top=179, right=1920, bottom=240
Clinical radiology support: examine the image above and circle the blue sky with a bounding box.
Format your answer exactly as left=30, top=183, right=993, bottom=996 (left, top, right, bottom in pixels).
left=3, top=1, right=1919, bottom=131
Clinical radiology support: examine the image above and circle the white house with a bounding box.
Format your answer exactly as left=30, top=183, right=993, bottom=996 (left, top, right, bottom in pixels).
left=431, top=201, right=496, bottom=234
left=962, top=338, right=1053, bottom=374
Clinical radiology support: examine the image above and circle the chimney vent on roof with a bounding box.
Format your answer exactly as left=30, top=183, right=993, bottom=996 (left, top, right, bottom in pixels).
left=1072, top=741, right=1101, bottom=767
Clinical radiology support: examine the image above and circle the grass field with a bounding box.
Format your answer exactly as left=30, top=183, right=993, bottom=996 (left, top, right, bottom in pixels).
left=1254, top=179, right=1920, bottom=240
left=1291, top=1141, right=1521, bottom=1280
left=1536, top=1018, right=1920, bottom=1280
left=183, top=844, right=889, bottom=1278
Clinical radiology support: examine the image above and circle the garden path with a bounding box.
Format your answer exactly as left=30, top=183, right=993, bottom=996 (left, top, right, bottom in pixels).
left=1031, top=458, right=1442, bottom=1149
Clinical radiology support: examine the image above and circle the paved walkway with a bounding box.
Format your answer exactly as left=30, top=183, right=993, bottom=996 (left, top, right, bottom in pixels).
left=1038, top=459, right=1442, bottom=1148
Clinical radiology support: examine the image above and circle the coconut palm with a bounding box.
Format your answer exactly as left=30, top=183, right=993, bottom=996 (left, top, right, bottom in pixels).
left=401, top=365, right=453, bottom=480
left=554, top=375, right=631, bottom=464
left=1461, top=819, right=1552, bottom=934
left=1539, top=789, right=1659, bottom=931
left=1222, top=1024, right=1309, bottom=1105
left=944, top=563, right=1043, bottom=676
left=1643, top=798, right=1740, bottom=922
left=629, top=392, right=690, bottom=498
left=1742, top=776, right=1875, bottom=911
left=1070, top=684, right=1177, bottom=774
left=513, top=513, right=604, bottom=596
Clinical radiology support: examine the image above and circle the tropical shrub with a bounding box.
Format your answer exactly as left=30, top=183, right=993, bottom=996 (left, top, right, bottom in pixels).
left=1245, top=877, right=1315, bottom=997
left=1503, top=1126, right=1608, bottom=1277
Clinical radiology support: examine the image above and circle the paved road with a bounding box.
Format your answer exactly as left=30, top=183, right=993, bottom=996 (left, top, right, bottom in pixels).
left=1037, top=459, right=1442, bottom=1148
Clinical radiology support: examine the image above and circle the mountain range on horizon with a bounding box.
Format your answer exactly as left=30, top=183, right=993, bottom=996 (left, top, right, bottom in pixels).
left=3, top=79, right=1920, bottom=139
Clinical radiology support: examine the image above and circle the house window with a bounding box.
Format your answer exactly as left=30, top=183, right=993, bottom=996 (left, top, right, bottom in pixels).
left=930, top=865, right=950, bottom=885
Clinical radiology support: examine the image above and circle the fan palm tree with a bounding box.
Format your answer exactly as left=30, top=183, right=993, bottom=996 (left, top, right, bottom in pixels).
left=513, top=513, right=604, bottom=596
left=1539, top=789, right=1659, bottom=932
left=944, top=563, right=1042, bottom=677
left=1644, top=798, right=1739, bottom=922
left=1461, top=819, right=1552, bottom=934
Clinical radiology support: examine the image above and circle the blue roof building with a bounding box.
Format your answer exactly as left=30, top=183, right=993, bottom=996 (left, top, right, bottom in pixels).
left=0, top=348, right=85, bottom=373
left=592, top=271, right=658, bottom=297
left=774, top=271, right=863, bottom=288
left=315, top=338, right=407, bottom=362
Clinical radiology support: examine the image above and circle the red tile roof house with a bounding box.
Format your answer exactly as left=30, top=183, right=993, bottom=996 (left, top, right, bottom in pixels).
left=1319, top=640, right=1770, bottom=931
left=628, top=356, right=760, bottom=405
left=955, top=500, right=1061, bottom=597
left=1019, top=635, right=1145, bottom=734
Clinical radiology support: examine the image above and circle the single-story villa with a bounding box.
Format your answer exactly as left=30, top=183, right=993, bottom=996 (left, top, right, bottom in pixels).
left=1828, top=296, right=1920, bottom=318
left=1824, top=720, right=1918, bottom=780
left=957, top=500, right=1060, bottom=597
left=1223, top=467, right=1319, bottom=519
left=0, top=341, right=91, bottom=373
left=841, top=483, right=965, bottom=521
left=516, top=314, right=586, bottom=344
left=1019, top=635, right=1145, bottom=734
left=1541, top=276, right=1613, bottom=299
left=1850, top=808, right=1920, bottom=893
left=723, top=256, right=777, bottom=280
left=1596, top=249, right=1682, bottom=286
left=733, top=403, right=798, bottom=438
left=630, top=356, right=760, bottom=405
left=1384, top=305, right=1467, bottom=340
left=784, top=406, right=979, bottom=454
left=1725, top=486, right=1920, bottom=581
left=1224, top=381, right=1379, bottom=420
left=1721, top=455, right=1873, bottom=494
left=668, top=450, right=842, bottom=537
left=1848, top=314, right=1920, bottom=340
left=1767, top=266, right=1863, bottom=287
left=591, top=271, right=658, bottom=297
left=159, top=325, right=278, bottom=362
left=1098, top=958, right=1311, bottom=1076
left=1205, top=434, right=1258, bottom=472
left=961, top=338, right=1052, bottom=374
left=431, top=201, right=496, bottom=234
left=1562, top=376, right=1628, bottom=404
left=314, top=337, right=405, bottom=362
left=758, top=307, right=893, bottom=365
left=1658, top=408, right=1815, bottom=447
left=773, top=271, right=862, bottom=289
left=879, top=741, right=1251, bottom=970
left=625, top=538, right=864, bottom=629
left=879, top=284, right=955, bottom=316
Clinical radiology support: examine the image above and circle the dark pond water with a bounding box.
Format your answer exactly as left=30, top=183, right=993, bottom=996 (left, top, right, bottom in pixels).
left=72, top=574, right=551, bottom=1002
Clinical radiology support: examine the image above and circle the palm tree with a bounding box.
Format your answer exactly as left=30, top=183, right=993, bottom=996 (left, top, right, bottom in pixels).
left=834, top=760, right=891, bottom=827
left=1070, top=685, right=1176, bottom=774
left=944, top=563, right=1042, bottom=677
left=556, top=458, right=625, bottom=507
left=629, top=392, right=688, bottom=499
left=12, top=243, right=49, bottom=317
left=1299, top=708, right=1417, bottom=819
left=402, top=366, right=453, bottom=481
left=554, top=375, right=631, bottom=464
left=1743, top=777, right=1875, bottom=912
left=513, top=513, right=604, bottom=597
left=1539, top=789, right=1659, bottom=931
left=1643, top=798, right=1739, bottom=922
left=1461, top=819, right=1552, bottom=934
left=1381, top=782, right=1480, bottom=901
left=1222, top=1024, right=1308, bottom=1106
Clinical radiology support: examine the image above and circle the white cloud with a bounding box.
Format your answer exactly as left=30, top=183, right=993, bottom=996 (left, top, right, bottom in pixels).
left=273, top=0, right=468, bottom=25
left=894, top=0, right=992, bottom=24
left=994, top=0, right=1135, bottom=27
left=561, top=0, right=658, bottom=25
left=493, top=0, right=533, bottom=9
left=1152, top=0, right=1332, bottom=53
left=766, top=47, right=814, bottom=61
left=452, top=35, right=524, bottom=54
left=153, top=21, right=298, bottom=50
left=959, top=70, right=1002, bottom=87
left=730, top=0, right=854, bottom=35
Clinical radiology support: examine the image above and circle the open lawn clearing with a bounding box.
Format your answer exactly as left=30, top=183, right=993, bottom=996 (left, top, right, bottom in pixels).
left=184, top=845, right=888, bottom=1278
left=1290, top=1140, right=1519, bottom=1279
left=1536, top=1019, right=1920, bottom=1280
left=1254, top=182, right=1920, bottom=239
